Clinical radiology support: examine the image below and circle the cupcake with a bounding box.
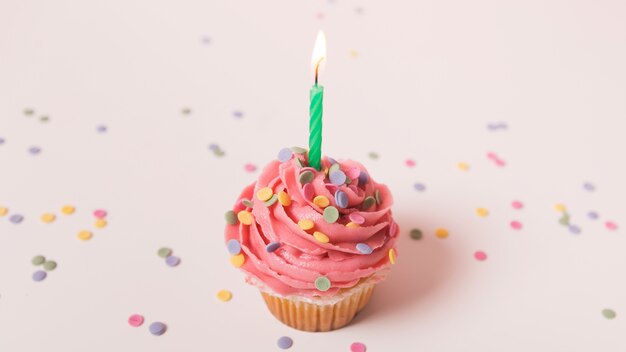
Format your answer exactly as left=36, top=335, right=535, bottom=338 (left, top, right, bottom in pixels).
left=224, top=148, right=399, bottom=332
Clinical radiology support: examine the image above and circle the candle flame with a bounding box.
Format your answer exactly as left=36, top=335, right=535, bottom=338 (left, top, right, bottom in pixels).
left=311, top=31, right=326, bottom=82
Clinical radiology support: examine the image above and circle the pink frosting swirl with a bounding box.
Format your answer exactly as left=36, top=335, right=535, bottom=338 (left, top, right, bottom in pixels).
left=225, top=154, right=399, bottom=297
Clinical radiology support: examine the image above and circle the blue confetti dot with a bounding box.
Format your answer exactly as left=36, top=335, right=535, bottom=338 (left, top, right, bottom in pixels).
left=358, top=171, right=369, bottom=185
left=583, top=182, right=595, bottom=192
left=28, top=146, right=41, bottom=155
left=165, top=256, right=180, bottom=267
left=266, top=241, right=281, bottom=253
left=277, top=148, right=293, bottom=162
left=568, top=225, right=581, bottom=235
left=232, top=110, right=244, bottom=118
left=277, top=336, right=293, bottom=349
left=335, top=191, right=348, bottom=208
left=32, top=270, right=47, bottom=282
left=9, top=214, right=24, bottom=224
left=356, top=243, right=373, bottom=254
left=414, top=183, right=426, bottom=191
left=587, top=211, right=599, bottom=220
left=329, top=170, right=346, bottom=185
left=149, top=322, right=167, bottom=336
left=226, top=239, right=241, bottom=255
left=96, top=125, right=108, bottom=133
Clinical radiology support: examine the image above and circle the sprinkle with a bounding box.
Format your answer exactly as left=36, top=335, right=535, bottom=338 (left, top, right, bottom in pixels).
left=358, top=171, right=369, bottom=185
left=232, top=110, right=244, bottom=118
left=241, top=199, right=254, bottom=208
left=602, top=309, right=616, bottom=319
left=157, top=247, right=172, bottom=258
left=237, top=210, right=253, bottom=225
left=405, top=159, right=416, bottom=167
left=329, top=162, right=340, bottom=174
left=510, top=221, right=523, bottom=230
left=329, top=170, right=347, bottom=185
left=264, top=194, right=278, bottom=207
left=9, top=214, right=23, bottom=224
left=165, top=256, right=180, bottom=267
left=476, top=208, right=489, bottom=217
left=389, top=248, right=397, bottom=264
left=361, top=196, right=375, bottom=210
left=323, top=206, right=339, bottom=223
left=435, top=228, right=449, bottom=239
left=375, top=190, right=381, bottom=204
left=128, top=314, right=144, bottom=327
left=28, top=146, right=41, bottom=155
left=40, top=116, right=49, bottom=122
left=93, top=209, right=107, bottom=218
left=0, top=137, right=4, bottom=145
left=32, top=271, right=47, bottom=282
left=587, top=211, right=599, bottom=220
left=265, top=242, right=280, bottom=253
left=277, top=336, right=294, bottom=350
left=356, top=243, right=373, bottom=254
left=291, top=146, right=307, bottom=154
left=244, top=163, right=257, bottom=172
left=346, top=222, right=360, bottom=228
left=213, top=149, right=225, bottom=157
left=32, top=255, right=46, bottom=266
left=226, top=239, right=241, bottom=255
left=558, top=213, right=570, bottom=226
left=349, top=213, right=365, bottom=224
left=0, top=207, right=7, bottom=216
left=554, top=204, right=566, bottom=213
left=277, top=148, right=293, bottom=162
left=77, top=230, right=92, bottom=241
left=335, top=191, right=349, bottom=208
left=208, top=143, right=220, bottom=151
left=278, top=191, right=292, bottom=206
left=583, top=182, right=595, bottom=192
left=225, top=210, right=238, bottom=225
left=512, top=200, right=524, bottom=209
left=94, top=219, right=107, bottom=228
left=568, top=225, right=581, bottom=234
left=606, top=221, right=618, bottom=231
left=313, top=195, right=330, bottom=208
left=389, top=221, right=398, bottom=237
left=298, top=219, right=314, bottom=231
left=181, top=107, right=191, bottom=115
left=457, top=162, right=470, bottom=171
left=43, top=260, right=57, bottom=271
left=414, top=183, right=426, bottom=191
left=217, top=289, right=232, bottom=302
left=368, top=152, right=379, bottom=159
left=299, top=170, right=315, bottom=184
left=41, top=213, right=56, bottom=223
left=24, top=108, right=35, bottom=115
left=474, top=251, right=487, bottom=261
left=314, top=276, right=331, bottom=291
left=313, top=231, right=329, bottom=243
left=230, top=254, right=245, bottom=267
left=96, top=125, right=108, bottom=133
left=256, top=187, right=273, bottom=201
left=61, top=205, right=75, bottom=215
left=409, top=229, right=422, bottom=240
left=302, top=183, right=315, bottom=199
left=350, top=342, right=367, bottom=352
left=149, top=322, right=167, bottom=336
left=346, top=167, right=361, bottom=179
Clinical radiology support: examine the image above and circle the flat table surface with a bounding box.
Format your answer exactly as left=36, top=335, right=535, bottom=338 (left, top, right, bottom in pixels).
left=1, top=0, right=626, bottom=351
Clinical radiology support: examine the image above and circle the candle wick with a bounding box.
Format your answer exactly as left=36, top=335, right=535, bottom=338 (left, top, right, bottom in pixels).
left=314, top=57, right=324, bottom=86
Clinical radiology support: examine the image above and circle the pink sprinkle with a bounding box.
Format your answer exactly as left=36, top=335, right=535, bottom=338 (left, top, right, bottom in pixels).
left=303, top=184, right=315, bottom=200
left=511, top=200, right=524, bottom=209
left=349, top=213, right=365, bottom=224
left=389, top=221, right=398, bottom=237
left=93, top=209, right=107, bottom=219
left=494, top=158, right=506, bottom=167
left=510, top=221, right=523, bottom=230
left=487, top=151, right=498, bottom=160
left=474, top=251, right=487, bottom=261
left=244, top=163, right=257, bottom=172
left=350, top=342, right=367, bottom=352
left=128, top=314, right=144, bottom=327
left=405, top=159, right=416, bottom=168
left=606, top=221, right=618, bottom=231
left=346, top=167, right=361, bottom=179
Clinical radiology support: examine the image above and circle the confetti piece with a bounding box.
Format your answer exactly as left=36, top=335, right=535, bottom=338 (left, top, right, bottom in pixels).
left=346, top=167, right=361, bottom=179
left=264, top=194, right=278, bottom=207
left=313, top=231, right=329, bottom=243
left=314, top=276, right=331, bottom=291
left=230, top=254, right=245, bottom=267
left=349, top=50, right=359, bottom=58
left=32, top=271, right=47, bottom=282
left=349, top=213, right=365, bottom=225
left=96, top=125, right=108, bottom=133
left=361, top=196, right=375, bottom=210
left=389, top=248, right=397, bottom=264
left=278, top=191, right=291, bottom=206
left=217, top=290, right=232, bottom=302
left=487, top=122, right=508, bottom=131
left=94, top=219, right=107, bottom=228
left=181, top=107, right=191, bottom=115
left=241, top=199, right=254, bottom=208
left=244, top=163, right=257, bottom=172
left=335, top=190, right=348, bottom=208
left=28, top=146, right=41, bottom=155
left=313, top=195, right=330, bottom=208
left=298, top=219, right=314, bottom=231
left=256, top=187, right=273, bottom=201
left=409, top=229, right=423, bottom=240
left=149, top=322, right=167, bottom=336
left=375, top=190, right=382, bottom=204
left=329, top=170, right=347, bottom=185
left=92, top=209, right=107, bottom=218
left=389, top=221, right=398, bottom=237
left=232, top=110, right=244, bottom=119
left=512, top=200, right=524, bottom=209
left=9, top=214, right=24, bottom=224
left=128, top=314, right=144, bottom=327
left=510, top=221, right=523, bottom=230
left=165, top=256, right=180, bottom=267
left=435, top=228, right=449, bottom=239
left=350, top=342, right=367, bottom=352
left=583, top=182, right=595, bottom=192
left=602, top=309, right=616, bottom=319
left=225, top=210, right=238, bottom=225
left=0, top=207, right=7, bottom=216
left=0, top=137, right=5, bottom=145
left=266, top=242, right=280, bottom=253
left=157, top=247, right=172, bottom=258
left=474, top=251, right=487, bottom=261
left=368, top=152, right=379, bottom=160
left=277, top=148, right=293, bottom=162
left=39, top=115, right=49, bottom=123
left=486, top=151, right=506, bottom=167
left=226, top=239, right=241, bottom=255
left=558, top=213, right=571, bottom=226
left=24, top=108, right=34, bottom=116
left=299, top=170, right=315, bottom=184
left=568, top=225, right=581, bottom=234
left=41, top=213, right=55, bottom=223
left=277, top=336, right=293, bottom=350
left=405, top=159, right=416, bottom=167
left=346, top=222, right=360, bottom=228
left=554, top=204, right=566, bottom=213
left=61, top=205, right=75, bottom=215
left=77, top=230, right=92, bottom=241
left=587, top=211, right=599, bottom=220
left=303, top=183, right=315, bottom=199
left=31, top=255, right=46, bottom=266
left=43, top=260, right=57, bottom=271
left=457, top=162, right=470, bottom=171
left=356, top=243, right=373, bottom=254
left=237, top=210, right=253, bottom=225
left=476, top=208, right=489, bottom=217
left=414, top=183, right=426, bottom=191
left=606, top=221, right=618, bottom=231
left=323, top=206, right=339, bottom=223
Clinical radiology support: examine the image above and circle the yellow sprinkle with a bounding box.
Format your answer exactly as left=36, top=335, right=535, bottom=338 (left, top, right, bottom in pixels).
left=313, top=195, right=330, bottom=208
left=61, top=205, right=75, bottom=215
left=313, top=231, right=329, bottom=243
left=323, top=167, right=329, bottom=176
left=435, top=228, right=449, bottom=239
left=346, top=222, right=360, bottom=228
left=389, top=248, right=397, bottom=264
left=77, top=230, right=93, bottom=241
left=216, top=289, right=232, bottom=302
left=278, top=191, right=292, bottom=206
left=350, top=50, right=359, bottom=58
left=0, top=207, right=8, bottom=216
left=554, top=204, right=567, bottom=213
left=256, top=187, right=273, bottom=201
left=298, top=219, right=314, bottom=231
left=41, top=213, right=56, bottom=223
left=457, top=162, right=470, bottom=171
left=230, top=253, right=245, bottom=268
left=476, top=208, right=489, bottom=217
left=237, top=210, right=253, bottom=225
left=94, top=219, right=107, bottom=228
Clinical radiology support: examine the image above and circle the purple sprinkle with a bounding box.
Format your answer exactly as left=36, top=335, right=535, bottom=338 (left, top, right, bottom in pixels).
left=149, top=322, right=167, bottom=336
left=96, top=125, right=108, bottom=133
left=277, top=336, right=293, bottom=349
left=568, top=225, right=581, bottom=235
left=587, top=211, right=599, bottom=220
left=389, top=221, right=398, bottom=237
left=201, top=36, right=212, bottom=44
left=232, top=110, right=244, bottom=118
left=28, top=146, right=41, bottom=155
left=208, top=143, right=220, bottom=151
left=277, top=148, right=293, bottom=162
left=358, top=171, right=369, bottom=185
left=329, top=170, right=346, bottom=185
left=32, top=270, right=47, bottom=282
left=583, top=182, right=595, bottom=192
left=487, top=122, right=508, bottom=130
left=9, top=214, right=23, bottom=224
left=335, top=190, right=348, bottom=208
left=165, top=256, right=180, bottom=267
left=0, top=137, right=5, bottom=145
left=327, top=157, right=338, bottom=165
left=414, top=183, right=426, bottom=191
left=356, top=243, right=373, bottom=254
left=226, top=239, right=241, bottom=255
left=266, top=241, right=280, bottom=253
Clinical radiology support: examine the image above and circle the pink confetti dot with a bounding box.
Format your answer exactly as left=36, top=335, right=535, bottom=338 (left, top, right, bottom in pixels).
left=474, top=251, right=487, bottom=261
left=350, top=342, right=367, bottom=352
left=510, top=221, right=523, bottom=230
left=405, top=159, right=416, bottom=168
left=244, top=163, right=257, bottom=173
left=93, top=209, right=107, bottom=219
left=606, top=221, right=618, bottom=231
left=486, top=151, right=498, bottom=159
left=494, top=158, right=506, bottom=167
left=511, top=200, right=524, bottom=209
left=128, top=314, right=144, bottom=327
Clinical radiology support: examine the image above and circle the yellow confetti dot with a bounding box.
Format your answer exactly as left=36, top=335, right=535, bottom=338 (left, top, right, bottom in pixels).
left=554, top=204, right=566, bottom=213
left=350, top=50, right=359, bottom=58
left=94, top=219, right=107, bottom=228
left=457, top=162, right=470, bottom=171
left=61, top=205, right=75, bottom=215
left=256, top=187, right=273, bottom=201
left=346, top=222, right=360, bottom=228
left=313, top=196, right=330, bottom=208
left=313, top=231, right=329, bottom=243
left=389, top=248, right=397, bottom=264
left=476, top=208, right=489, bottom=217
left=217, top=289, right=232, bottom=302
left=237, top=210, right=253, bottom=225
left=77, top=230, right=93, bottom=241
left=278, top=191, right=292, bottom=206
left=0, top=207, right=8, bottom=216
left=435, top=228, right=449, bottom=239
left=298, top=219, right=314, bottom=231
left=41, top=213, right=56, bottom=223
left=230, top=253, right=245, bottom=268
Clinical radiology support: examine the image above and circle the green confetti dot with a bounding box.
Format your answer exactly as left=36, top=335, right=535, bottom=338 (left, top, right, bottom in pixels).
left=157, top=247, right=172, bottom=258
left=24, top=108, right=35, bottom=116
left=225, top=210, right=238, bottom=225
left=368, top=152, right=379, bottom=160
left=264, top=194, right=278, bottom=207
left=241, top=199, right=254, bottom=208
left=31, top=255, right=46, bottom=266
left=291, top=146, right=307, bottom=154
left=43, top=260, right=57, bottom=271
left=314, top=276, right=331, bottom=291
left=299, top=170, right=315, bottom=184
left=375, top=190, right=381, bottom=205
left=213, top=149, right=225, bottom=157
left=323, top=206, right=339, bottom=223
left=329, top=163, right=340, bottom=174
left=361, top=196, right=375, bottom=210
left=410, top=229, right=423, bottom=240
left=181, top=107, right=191, bottom=115
left=602, top=309, right=616, bottom=319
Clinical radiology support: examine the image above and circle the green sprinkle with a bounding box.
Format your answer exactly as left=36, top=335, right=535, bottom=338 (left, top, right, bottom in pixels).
left=361, top=196, right=376, bottom=210
left=23, top=108, right=34, bottom=116
left=314, top=276, right=331, bottom=291
left=181, top=107, right=191, bottom=115
left=368, top=152, right=379, bottom=160
left=225, top=210, right=238, bottom=225
left=214, top=149, right=225, bottom=157
left=241, top=199, right=254, bottom=208
left=291, top=146, right=307, bottom=154
left=375, top=190, right=381, bottom=204
left=264, top=194, right=278, bottom=207
left=323, top=206, right=339, bottom=223
left=31, top=255, right=46, bottom=266
left=157, top=247, right=172, bottom=258
left=329, top=163, right=340, bottom=174
left=558, top=213, right=570, bottom=226
left=43, top=260, right=57, bottom=271
left=602, top=309, right=616, bottom=319
left=299, top=170, right=315, bottom=184
left=410, top=229, right=423, bottom=240
left=39, top=116, right=50, bottom=123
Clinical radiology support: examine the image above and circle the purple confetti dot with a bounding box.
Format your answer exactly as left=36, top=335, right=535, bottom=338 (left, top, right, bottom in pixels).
left=587, top=211, right=599, bottom=220
left=9, top=214, right=23, bottom=224
left=96, top=125, right=108, bottom=133
left=329, top=170, right=346, bottom=185
left=226, top=239, right=241, bottom=255
left=277, top=336, right=293, bottom=349
left=149, top=322, right=167, bottom=336
left=208, top=143, right=220, bottom=151
left=32, top=270, right=47, bottom=282
left=232, top=110, right=244, bottom=119
left=201, top=36, right=211, bottom=44
left=414, top=183, right=426, bottom=191
left=165, top=256, right=180, bottom=267
left=0, top=137, right=5, bottom=145
left=356, top=243, right=373, bottom=254
left=358, top=171, right=369, bottom=185
left=327, top=157, right=338, bottom=165
left=583, top=182, right=595, bottom=192
left=335, top=190, right=348, bottom=208
left=277, top=148, right=293, bottom=162
left=266, top=241, right=281, bottom=253
left=28, top=146, right=41, bottom=155
left=568, top=225, right=581, bottom=235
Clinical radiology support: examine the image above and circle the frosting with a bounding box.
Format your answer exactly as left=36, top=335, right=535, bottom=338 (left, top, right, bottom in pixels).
left=224, top=152, right=399, bottom=298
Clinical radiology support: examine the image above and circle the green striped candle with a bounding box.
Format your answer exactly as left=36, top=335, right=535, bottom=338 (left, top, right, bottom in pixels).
left=308, top=31, right=326, bottom=171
